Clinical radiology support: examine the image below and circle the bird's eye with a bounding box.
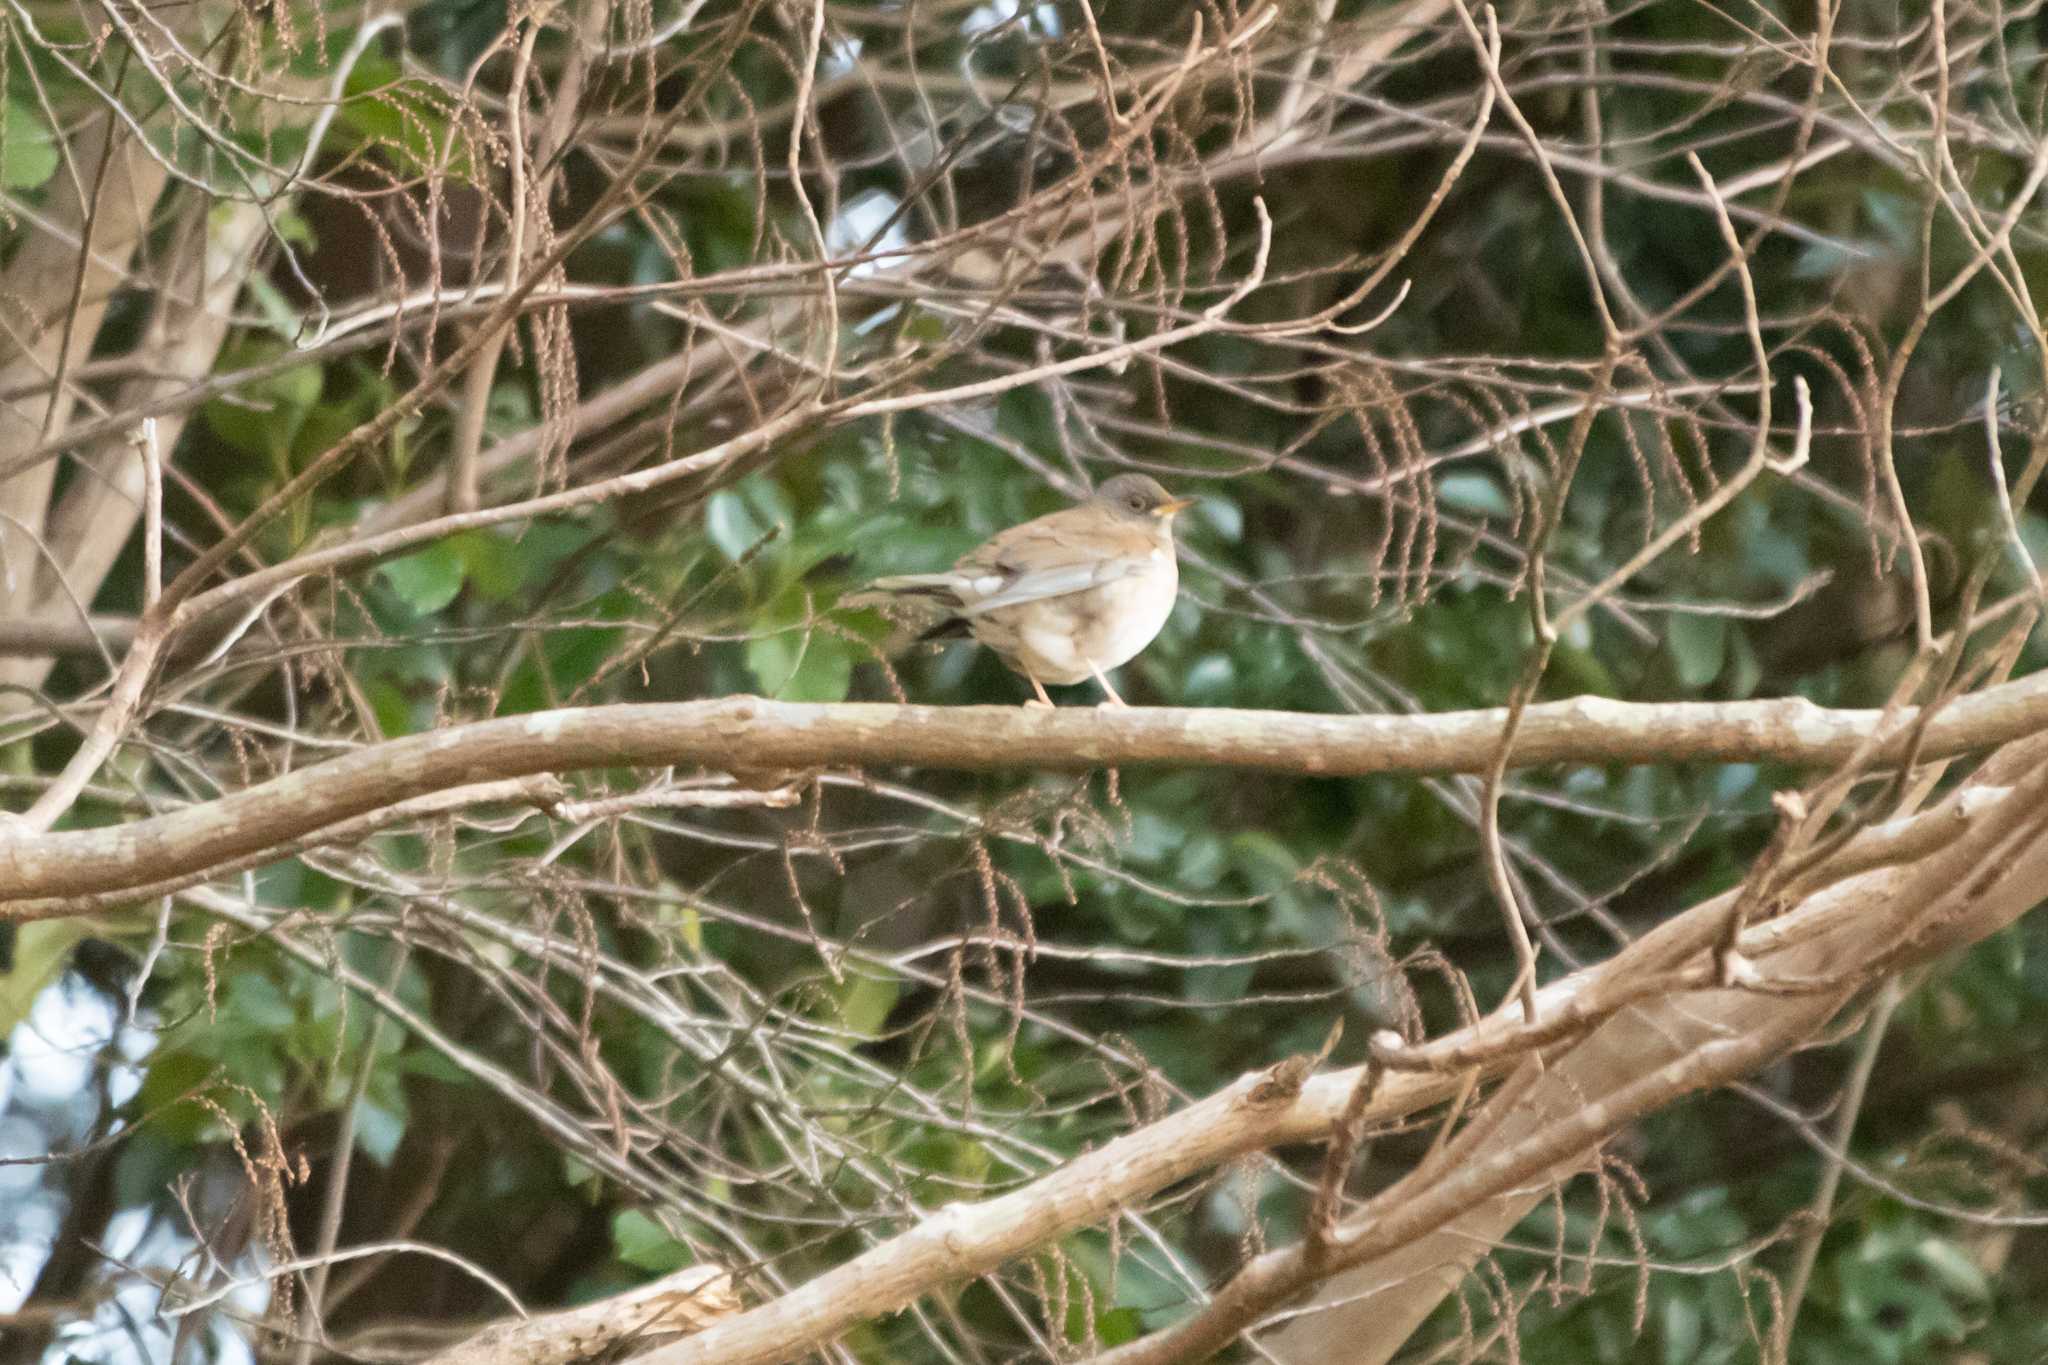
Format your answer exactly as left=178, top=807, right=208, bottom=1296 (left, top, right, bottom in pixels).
left=1126, top=494, right=1145, bottom=511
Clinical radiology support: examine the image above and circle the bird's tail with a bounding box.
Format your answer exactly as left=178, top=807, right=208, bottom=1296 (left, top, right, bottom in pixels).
left=843, top=573, right=968, bottom=608
left=843, top=575, right=968, bottom=655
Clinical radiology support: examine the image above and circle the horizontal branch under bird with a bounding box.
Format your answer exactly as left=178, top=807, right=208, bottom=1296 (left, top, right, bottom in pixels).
left=4, top=674, right=2048, bottom=910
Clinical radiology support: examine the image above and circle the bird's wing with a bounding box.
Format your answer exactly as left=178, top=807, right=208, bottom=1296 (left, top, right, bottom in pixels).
left=947, top=524, right=1157, bottom=616
left=952, top=562, right=1126, bottom=616
left=857, top=512, right=1163, bottom=614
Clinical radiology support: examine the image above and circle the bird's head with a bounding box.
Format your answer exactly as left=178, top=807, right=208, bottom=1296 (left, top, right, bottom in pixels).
left=1093, top=473, right=1195, bottom=523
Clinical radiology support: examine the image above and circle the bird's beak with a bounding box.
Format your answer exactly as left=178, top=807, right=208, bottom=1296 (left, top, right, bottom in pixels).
left=1153, top=497, right=1196, bottom=518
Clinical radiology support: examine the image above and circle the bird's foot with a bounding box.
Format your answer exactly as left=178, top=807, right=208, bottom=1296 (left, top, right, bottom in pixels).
left=1024, top=698, right=1055, bottom=710
left=1086, top=662, right=1128, bottom=708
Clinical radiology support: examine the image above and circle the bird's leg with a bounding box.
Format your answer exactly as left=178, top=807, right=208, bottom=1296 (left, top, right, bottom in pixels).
left=1088, top=661, right=1128, bottom=707
left=1025, top=671, right=1056, bottom=709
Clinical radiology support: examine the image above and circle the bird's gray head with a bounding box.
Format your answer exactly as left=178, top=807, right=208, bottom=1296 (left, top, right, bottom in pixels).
left=1091, top=474, right=1194, bottom=522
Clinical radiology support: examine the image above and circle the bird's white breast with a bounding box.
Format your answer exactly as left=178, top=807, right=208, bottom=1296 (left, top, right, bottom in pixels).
left=1088, top=556, right=1178, bottom=667
left=1005, top=553, right=1177, bottom=684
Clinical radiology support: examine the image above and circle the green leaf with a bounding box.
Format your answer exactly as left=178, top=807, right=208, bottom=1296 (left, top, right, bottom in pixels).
left=399, top=1048, right=472, bottom=1085
left=1177, top=832, right=1227, bottom=889
left=901, top=1131, right=992, bottom=1186
left=1195, top=496, right=1243, bottom=542
left=379, top=541, right=467, bottom=616
left=138, top=1051, right=220, bottom=1143
left=745, top=626, right=852, bottom=701
left=1095, top=1307, right=1142, bottom=1347
left=1660, top=1293, right=1702, bottom=1365
left=0, top=920, right=87, bottom=1037
left=353, top=1094, right=408, bottom=1166
left=288, top=390, right=377, bottom=465
left=1185, top=957, right=1253, bottom=1004
left=1666, top=613, right=1727, bottom=689
left=830, top=968, right=899, bottom=1039
left=1179, top=654, right=1236, bottom=705
left=203, top=338, right=324, bottom=463
left=706, top=489, right=771, bottom=561
left=362, top=677, right=415, bottom=738
left=1230, top=831, right=1299, bottom=891
left=1438, top=472, right=1513, bottom=518
left=1913, top=1237, right=1990, bottom=1301
left=334, top=71, right=469, bottom=177
left=1724, top=627, right=1762, bottom=699
left=451, top=530, right=525, bottom=601
left=218, top=1038, right=288, bottom=1101
left=1, top=99, right=59, bottom=190
left=500, top=623, right=629, bottom=714
left=613, top=1209, right=692, bottom=1272
left=1860, top=188, right=1917, bottom=249
left=224, top=969, right=296, bottom=1033
left=272, top=207, right=316, bottom=249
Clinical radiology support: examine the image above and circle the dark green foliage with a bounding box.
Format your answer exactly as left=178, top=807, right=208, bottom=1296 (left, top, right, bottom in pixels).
left=5, top=0, right=2048, bottom=1361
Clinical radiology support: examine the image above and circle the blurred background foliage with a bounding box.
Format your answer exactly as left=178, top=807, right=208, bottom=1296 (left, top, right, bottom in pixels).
left=3, top=0, right=2048, bottom=1361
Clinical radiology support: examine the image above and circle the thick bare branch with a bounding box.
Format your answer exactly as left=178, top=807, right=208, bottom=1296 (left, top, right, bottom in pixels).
left=422, top=1265, right=740, bottom=1365
left=635, top=743, right=2048, bottom=1365
left=5, top=680, right=2048, bottom=910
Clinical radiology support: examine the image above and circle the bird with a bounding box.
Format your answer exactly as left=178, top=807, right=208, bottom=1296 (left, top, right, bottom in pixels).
left=855, top=474, right=1193, bottom=707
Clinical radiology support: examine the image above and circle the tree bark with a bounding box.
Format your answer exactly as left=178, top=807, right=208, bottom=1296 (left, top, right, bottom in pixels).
left=420, top=1266, right=739, bottom=1365
left=7, top=684, right=2048, bottom=912
left=624, top=739, right=2048, bottom=1365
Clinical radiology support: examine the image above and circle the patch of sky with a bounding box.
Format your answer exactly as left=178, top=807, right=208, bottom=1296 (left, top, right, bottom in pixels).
left=825, top=189, right=911, bottom=278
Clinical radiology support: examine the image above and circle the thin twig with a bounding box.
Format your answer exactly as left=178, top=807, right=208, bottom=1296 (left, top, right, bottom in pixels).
left=1772, top=974, right=1905, bottom=1359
